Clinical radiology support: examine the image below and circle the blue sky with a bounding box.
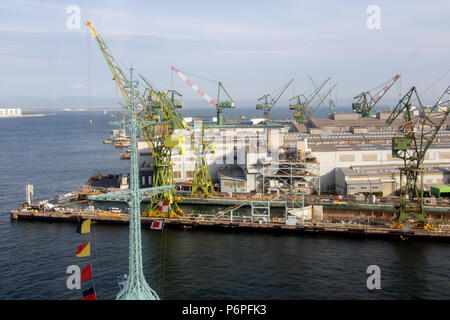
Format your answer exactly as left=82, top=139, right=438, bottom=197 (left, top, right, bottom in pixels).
left=0, top=0, right=449, bottom=110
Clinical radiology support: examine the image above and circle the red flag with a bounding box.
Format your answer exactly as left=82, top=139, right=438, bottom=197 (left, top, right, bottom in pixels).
left=150, top=220, right=163, bottom=230
left=81, top=265, right=93, bottom=282
left=82, top=287, right=96, bottom=300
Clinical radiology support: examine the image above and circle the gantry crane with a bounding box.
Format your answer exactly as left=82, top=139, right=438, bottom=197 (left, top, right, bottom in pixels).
left=86, top=21, right=187, bottom=218
left=353, top=74, right=400, bottom=117
left=168, top=89, right=183, bottom=109
left=257, top=79, right=294, bottom=122
left=385, top=85, right=450, bottom=228
left=305, top=75, right=338, bottom=119
left=327, top=98, right=336, bottom=119
left=138, top=74, right=188, bottom=217
left=190, top=121, right=215, bottom=197
left=171, top=66, right=235, bottom=125
left=289, top=76, right=337, bottom=123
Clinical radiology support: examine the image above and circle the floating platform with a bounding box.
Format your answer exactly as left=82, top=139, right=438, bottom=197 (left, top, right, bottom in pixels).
left=10, top=209, right=450, bottom=242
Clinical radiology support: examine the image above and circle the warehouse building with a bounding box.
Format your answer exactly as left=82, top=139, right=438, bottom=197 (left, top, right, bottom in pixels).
left=0, top=108, right=22, bottom=117
left=310, top=142, right=450, bottom=193
left=335, top=164, right=450, bottom=196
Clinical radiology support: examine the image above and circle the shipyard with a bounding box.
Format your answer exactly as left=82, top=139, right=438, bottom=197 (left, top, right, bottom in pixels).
left=2, top=1, right=450, bottom=304
left=10, top=22, right=450, bottom=240
left=11, top=63, right=450, bottom=239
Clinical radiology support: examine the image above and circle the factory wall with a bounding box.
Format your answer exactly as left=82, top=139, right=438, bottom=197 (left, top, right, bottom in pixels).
left=335, top=167, right=450, bottom=196
left=312, top=147, right=450, bottom=193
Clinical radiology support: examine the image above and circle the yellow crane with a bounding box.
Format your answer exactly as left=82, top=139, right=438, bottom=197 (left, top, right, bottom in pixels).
left=85, top=21, right=187, bottom=218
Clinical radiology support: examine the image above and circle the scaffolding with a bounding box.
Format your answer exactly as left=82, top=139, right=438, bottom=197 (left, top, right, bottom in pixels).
left=250, top=199, right=271, bottom=223
left=260, top=160, right=320, bottom=195
left=284, top=189, right=307, bottom=225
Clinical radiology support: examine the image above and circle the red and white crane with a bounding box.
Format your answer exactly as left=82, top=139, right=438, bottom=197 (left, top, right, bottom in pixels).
left=352, top=74, right=401, bottom=117
left=171, top=66, right=235, bottom=125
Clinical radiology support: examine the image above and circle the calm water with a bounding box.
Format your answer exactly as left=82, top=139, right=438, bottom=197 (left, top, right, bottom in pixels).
left=0, top=112, right=449, bottom=300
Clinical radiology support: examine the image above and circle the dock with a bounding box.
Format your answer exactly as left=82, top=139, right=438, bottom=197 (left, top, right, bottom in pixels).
left=10, top=209, right=450, bottom=242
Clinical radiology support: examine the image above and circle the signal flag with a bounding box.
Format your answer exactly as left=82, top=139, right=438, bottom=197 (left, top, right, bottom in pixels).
left=81, top=264, right=93, bottom=282
left=82, top=287, right=96, bottom=300
left=76, top=219, right=91, bottom=234
left=150, top=220, right=163, bottom=230
left=157, top=200, right=170, bottom=213
left=76, top=242, right=90, bottom=258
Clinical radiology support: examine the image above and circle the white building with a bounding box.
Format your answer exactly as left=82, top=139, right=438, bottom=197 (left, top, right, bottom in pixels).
left=138, top=122, right=287, bottom=192
left=335, top=164, right=450, bottom=196
left=311, top=142, right=450, bottom=193
left=0, top=108, right=22, bottom=117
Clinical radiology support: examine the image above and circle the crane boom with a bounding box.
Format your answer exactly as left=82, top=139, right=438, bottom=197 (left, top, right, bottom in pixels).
left=309, top=84, right=338, bottom=118
left=289, top=77, right=334, bottom=123
left=385, top=84, right=450, bottom=227
left=171, top=66, right=217, bottom=107
left=86, top=21, right=185, bottom=218
left=353, top=74, right=400, bottom=117
left=257, top=79, right=294, bottom=121
left=138, top=74, right=187, bottom=130
left=171, top=66, right=235, bottom=125
left=86, top=22, right=132, bottom=105
left=372, top=74, right=400, bottom=105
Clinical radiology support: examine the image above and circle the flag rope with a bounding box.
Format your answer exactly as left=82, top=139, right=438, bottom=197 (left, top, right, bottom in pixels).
left=75, top=217, right=97, bottom=300
left=91, top=218, right=102, bottom=299
left=161, top=222, right=168, bottom=299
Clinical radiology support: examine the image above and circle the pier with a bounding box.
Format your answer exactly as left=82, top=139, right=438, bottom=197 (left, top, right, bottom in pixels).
left=10, top=209, right=450, bottom=242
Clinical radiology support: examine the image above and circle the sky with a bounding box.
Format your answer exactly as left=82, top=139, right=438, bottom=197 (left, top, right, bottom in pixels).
left=0, top=0, right=449, bottom=111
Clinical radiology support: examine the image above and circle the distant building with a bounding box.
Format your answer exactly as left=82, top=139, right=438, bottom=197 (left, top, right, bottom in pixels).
left=311, top=142, right=450, bottom=193
left=0, top=108, right=22, bottom=117
left=335, top=164, right=450, bottom=196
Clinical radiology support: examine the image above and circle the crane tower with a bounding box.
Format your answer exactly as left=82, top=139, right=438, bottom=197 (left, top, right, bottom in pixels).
left=385, top=85, right=450, bottom=227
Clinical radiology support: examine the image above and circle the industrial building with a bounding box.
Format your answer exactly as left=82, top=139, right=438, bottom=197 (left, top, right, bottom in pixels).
left=335, top=164, right=450, bottom=196
left=138, top=121, right=320, bottom=194
left=135, top=112, right=450, bottom=197
left=310, top=142, right=450, bottom=193
left=0, top=108, right=22, bottom=117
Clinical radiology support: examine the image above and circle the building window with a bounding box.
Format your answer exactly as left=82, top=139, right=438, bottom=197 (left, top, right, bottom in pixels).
left=339, top=154, right=355, bottom=162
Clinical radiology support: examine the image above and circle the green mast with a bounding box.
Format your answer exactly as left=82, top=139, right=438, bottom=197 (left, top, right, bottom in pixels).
left=89, top=68, right=173, bottom=300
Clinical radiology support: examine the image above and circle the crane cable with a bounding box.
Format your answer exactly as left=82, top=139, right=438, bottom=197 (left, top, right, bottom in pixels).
left=85, top=30, right=105, bottom=299
left=421, top=68, right=450, bottom=97
left=86, top=28, right=92, bottom=110
left=410, top=68, right=450, bottom=103
left=158, top=223, right=168, bottom=299
left=175, top=68, right=219, bottom=84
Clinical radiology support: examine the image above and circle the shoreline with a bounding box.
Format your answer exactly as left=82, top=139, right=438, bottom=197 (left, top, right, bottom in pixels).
left=0, top=113, right=47, bottom=118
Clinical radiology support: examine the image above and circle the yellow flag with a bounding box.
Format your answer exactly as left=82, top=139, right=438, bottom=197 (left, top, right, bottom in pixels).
left=77, top=219, right=91, bottom=234
left=76, top=242, right=90, bottom=257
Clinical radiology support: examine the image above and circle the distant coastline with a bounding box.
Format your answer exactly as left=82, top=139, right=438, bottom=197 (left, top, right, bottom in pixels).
left=0, top=113, right=49, bottom=118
